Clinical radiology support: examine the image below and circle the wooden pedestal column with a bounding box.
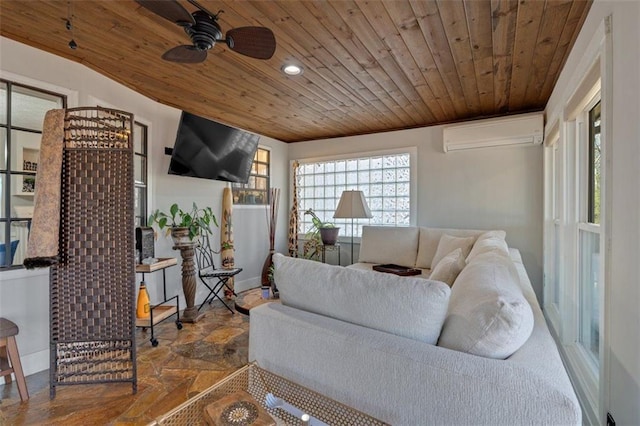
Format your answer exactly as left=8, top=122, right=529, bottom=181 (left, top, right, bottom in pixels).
left=174, top=242, right=204, bottom=323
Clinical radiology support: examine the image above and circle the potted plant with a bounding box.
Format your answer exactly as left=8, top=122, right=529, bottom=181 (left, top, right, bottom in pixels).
left=304, top=208, right=340, bottom=246
left=148, top=202, right=218, bottom=246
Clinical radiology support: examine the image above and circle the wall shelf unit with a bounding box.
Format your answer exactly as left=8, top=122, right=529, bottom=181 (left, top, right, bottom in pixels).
left=13, top=138, right=40, bottom=197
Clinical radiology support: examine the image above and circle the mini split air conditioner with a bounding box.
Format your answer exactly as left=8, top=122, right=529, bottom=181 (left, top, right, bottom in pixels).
left=443, top=113, right=544, bottom=152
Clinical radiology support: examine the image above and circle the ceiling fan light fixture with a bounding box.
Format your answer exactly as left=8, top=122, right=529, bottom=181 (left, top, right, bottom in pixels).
left=136, top=0, right=276, bottom=62
left=282, top=63, right=303, bottom=76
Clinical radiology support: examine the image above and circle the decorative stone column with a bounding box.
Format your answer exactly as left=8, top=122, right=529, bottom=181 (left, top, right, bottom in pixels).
left=172, top=228, right=204, bottom=323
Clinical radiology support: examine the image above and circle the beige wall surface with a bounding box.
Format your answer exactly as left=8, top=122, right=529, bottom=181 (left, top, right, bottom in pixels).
left=288, top=125, right=544, bottom=301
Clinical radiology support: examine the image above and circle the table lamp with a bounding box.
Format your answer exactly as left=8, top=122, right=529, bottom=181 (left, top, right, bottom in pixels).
left=333, top=190, right=372, bottom=263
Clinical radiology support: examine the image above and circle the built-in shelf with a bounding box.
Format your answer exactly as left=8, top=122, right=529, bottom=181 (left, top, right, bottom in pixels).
left=14, top=147, right=38, bottom=197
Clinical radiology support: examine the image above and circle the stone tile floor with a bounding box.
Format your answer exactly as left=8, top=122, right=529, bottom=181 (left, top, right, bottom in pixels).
left=0, top=301, right=249, bottom=425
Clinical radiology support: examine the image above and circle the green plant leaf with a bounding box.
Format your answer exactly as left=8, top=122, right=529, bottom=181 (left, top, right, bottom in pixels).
left=147, top=202, right=217, bottom=242
left=188, top=225, right=198, bottom=240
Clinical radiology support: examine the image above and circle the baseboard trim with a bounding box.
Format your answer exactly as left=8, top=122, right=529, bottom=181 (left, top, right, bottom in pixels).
left=21, top=348, right=49, bottom=377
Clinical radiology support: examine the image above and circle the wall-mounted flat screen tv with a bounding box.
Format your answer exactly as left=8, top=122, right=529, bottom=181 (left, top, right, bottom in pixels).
left=168, top=111, right=260, bottom=183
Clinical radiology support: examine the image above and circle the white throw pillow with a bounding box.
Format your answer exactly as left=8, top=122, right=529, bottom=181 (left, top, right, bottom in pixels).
left=415, top=228, right=443, bottom=269
left=429, top=248, right=466, bottom=287
left=358, top=226, right=419, bottom=267
left=431, top=234, right=476, bottom=270
left=415, top=228, right=488, bottom=269
left=273, top=253, right=451, bottom=344
left=437, top=252, right=534, bottom=359
left=466, top=230, right=509, bottom=263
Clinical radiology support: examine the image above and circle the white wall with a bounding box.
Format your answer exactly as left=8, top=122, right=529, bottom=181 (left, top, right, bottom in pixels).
left=288, top=125, right=544, bottom=300
left=545, top=1, right=640, bottom=424
left=0, top=37, right=289, bottom=375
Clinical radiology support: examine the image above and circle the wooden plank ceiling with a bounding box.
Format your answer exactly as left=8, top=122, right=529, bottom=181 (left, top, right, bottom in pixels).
left=0, top=0, right=591, bottom=143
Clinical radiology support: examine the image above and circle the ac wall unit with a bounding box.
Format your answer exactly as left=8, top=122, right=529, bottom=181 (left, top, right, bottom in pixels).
left=443, top=113, right=544, bottom=152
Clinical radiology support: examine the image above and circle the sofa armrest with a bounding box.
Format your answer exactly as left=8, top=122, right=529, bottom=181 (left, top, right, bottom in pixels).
left=250, top=303, right=580, bottom=426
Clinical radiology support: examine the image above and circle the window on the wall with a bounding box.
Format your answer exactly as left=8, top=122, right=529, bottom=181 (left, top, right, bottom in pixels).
left=552, top=144, right=562, bottom=310
left=588, top=101, right=601, bottom=225
left=133, top=121, right=148, bottom=227
left=545, top=94, right=603, bottom=418
left=543, top=20, right=609, bottom=425
left=297, top=151, right=412, bottom=237
left=578, top=99, right=602, bottom=365
left=0, top=80, right=66, bottom=269
left=232, top=147, right=270, bottom=205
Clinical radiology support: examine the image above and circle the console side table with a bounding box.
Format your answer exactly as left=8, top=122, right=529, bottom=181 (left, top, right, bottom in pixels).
left=135, top=257, right=182, bottom=346
left=319, top=243, right=340, bottom=265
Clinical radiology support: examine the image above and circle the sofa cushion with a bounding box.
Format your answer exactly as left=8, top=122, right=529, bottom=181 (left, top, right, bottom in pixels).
left=358, top=226, right=419, bottom=267
left=415, top=228, right=485, bottom=269
left=466, top=230, right=509, bottom=263
left=429, top=248, right=466, bottom=287
left=437, top=252, right=534, bottom=359
left=431, top=234, right=476, bottom=269
left=273, top=253, right=450, bottom=344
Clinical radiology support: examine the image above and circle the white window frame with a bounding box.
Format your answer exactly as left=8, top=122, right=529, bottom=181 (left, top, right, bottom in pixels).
left=543, top=16, right=612, bottom=426
left=543, top=123, right=562, bottom=332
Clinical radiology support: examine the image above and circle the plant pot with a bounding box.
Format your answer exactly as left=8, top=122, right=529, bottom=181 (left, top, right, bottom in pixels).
left=171, top=227, right=193, bottom=247
left=319, top=227, right=340, bottom=245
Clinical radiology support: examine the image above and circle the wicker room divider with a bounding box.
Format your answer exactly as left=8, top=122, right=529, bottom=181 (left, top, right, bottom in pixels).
left=49, top=107, right=136, bottom=397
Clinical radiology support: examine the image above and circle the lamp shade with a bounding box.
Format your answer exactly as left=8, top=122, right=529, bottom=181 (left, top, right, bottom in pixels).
left=333, top=190, right=372, bottom=219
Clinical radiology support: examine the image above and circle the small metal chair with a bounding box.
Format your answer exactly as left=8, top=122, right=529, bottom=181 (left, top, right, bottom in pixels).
left=194, top=234, right=242, bottom=313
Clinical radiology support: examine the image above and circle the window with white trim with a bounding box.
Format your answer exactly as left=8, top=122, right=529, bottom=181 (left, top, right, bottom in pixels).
left=296, top=151, right=412, bottom=237
left=544, top=131, right=562, bottom=319
left=578, top=99, right=601, bottom=365
left=543, top=22, right=608, bottom=421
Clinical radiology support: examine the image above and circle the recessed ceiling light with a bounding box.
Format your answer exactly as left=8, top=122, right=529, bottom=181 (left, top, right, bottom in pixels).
left=282, top=63, right=303, bottom=76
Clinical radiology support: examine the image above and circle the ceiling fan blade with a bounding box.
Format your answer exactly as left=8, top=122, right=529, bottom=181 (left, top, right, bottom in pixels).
left=136, top=0, right=195, bottom=26
left=162, top=45, right=207, bottom=63
left=226, top=27, right=276, bottom=60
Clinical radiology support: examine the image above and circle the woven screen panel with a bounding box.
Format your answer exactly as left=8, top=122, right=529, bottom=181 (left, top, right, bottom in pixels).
left=50, top=107, right=136, bottom=396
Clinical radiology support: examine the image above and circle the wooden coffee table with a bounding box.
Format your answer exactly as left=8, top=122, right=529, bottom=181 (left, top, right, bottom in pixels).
left=234, top=288, right=279, bottom=315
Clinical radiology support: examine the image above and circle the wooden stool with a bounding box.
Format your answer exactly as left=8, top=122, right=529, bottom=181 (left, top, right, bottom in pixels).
left=0, top=318, right=29, bottom=401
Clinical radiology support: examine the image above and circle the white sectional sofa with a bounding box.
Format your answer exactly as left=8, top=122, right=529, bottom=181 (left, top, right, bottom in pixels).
left=249, top=226, right=581, bottom=425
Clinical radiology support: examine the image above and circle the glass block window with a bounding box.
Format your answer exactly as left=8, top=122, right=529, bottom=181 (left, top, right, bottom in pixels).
left=232, top=147, right=270, bottom=205
left=297, top=152, right=411, bottom=237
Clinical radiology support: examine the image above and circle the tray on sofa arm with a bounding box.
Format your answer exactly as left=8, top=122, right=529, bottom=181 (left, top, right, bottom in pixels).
left=372, top=263, right=422, bottom=276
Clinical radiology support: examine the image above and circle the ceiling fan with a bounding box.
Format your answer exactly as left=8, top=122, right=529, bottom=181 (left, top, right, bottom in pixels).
left=136, top=0, right=276, bottom=63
